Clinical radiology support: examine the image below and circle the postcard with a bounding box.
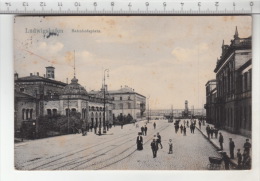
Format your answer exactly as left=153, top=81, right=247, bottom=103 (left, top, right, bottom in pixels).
left=13, top=16, right=252, bottom=171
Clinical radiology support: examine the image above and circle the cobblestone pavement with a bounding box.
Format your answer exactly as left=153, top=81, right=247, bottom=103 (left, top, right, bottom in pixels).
left=15, top=119, right=221, bottom=170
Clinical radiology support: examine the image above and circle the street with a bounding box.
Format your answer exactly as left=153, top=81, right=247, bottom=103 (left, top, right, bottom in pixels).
left=15, top=119, right=221, bottom=170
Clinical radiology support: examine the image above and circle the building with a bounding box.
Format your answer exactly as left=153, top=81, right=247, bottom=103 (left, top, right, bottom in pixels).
left=205, top=27, right=252, bottom=137
left=14, top=66, right=113, bottom=137
left=205, top=80, right=217, bottom=124
left=182, top=100, right=192, bottom=118
left=106, top=85, right=146, bottom=121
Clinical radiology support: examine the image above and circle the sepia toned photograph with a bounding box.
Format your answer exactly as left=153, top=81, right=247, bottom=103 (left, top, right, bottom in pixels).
left=14, top=16, right=252, bottom=170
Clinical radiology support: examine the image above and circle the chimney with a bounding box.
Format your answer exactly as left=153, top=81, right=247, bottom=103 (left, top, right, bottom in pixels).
left=30, top=73, right=33, bottom=76
left=37, top=72, right=39, bottom=76
left=45, top=66, right=55, bottom=79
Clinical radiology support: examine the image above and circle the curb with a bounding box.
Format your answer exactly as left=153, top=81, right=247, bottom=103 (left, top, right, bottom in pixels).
left=196, top=126, right=238, bottom=167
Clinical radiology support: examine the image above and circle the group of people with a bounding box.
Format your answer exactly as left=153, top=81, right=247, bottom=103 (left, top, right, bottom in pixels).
left=136, top=132, right=163, bottom=158
left=206, top=125, right=219, bottom=139
left=221, top=138, right=252, bottom=170
left=140, top=125, right=148, bottom=136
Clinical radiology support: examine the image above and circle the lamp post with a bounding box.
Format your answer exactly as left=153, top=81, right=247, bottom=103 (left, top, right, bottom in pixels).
left=147, top=96, right=150, bottom=123
left=103, top=69, right=109, bottom=134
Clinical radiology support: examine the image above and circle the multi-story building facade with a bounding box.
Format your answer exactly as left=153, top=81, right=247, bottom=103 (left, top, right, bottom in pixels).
left=205, top=27, right=252, bottom=137
left=107, top=86, right=146, bottom=121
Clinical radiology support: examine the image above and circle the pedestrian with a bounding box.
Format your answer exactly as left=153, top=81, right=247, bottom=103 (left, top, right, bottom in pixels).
left=190, top=124, right=193, bottom=133
left=243, top=139, right=251, bottom=153
left=153, top=122, right=156, bottom=129
left=229, top=138, right=235, bottom=159
left=136, top=132, right=143, bottom=151
left=242, top=150, right=251, bottom=169
left=210, top=127, right=214, bottom=139
left=151, top=139, right=158, bottom=158
left=175, top=124, right=179, bottom=133
left=222, top=152, right=230, bottom=170
left=86, top=124, right=89, bottom=132
left=183, top=126, right=186, bottom=136
left=199, top=121, right=201, bottom=129
left=206, top=125, right=210, bottom=139
left=180, top=124, right=183, bottom=134
left=236, top=149, right=242, bottom=169
left=121, top=122, right=124, bottom=129
left=168, top=139, right=173, bottom=154
left=94, top=126, right=97, bottom=134
left=187, top=120, right=189, bottom=127
left=157, top=132, right=163, bottom=149
left=81, top=126, right=86, bottom=136
left=219, top=132, right=224, bottom=150
left=214, top=128, right=219, bottom=139
left=141, top=126, right=144, bottom=135
left=144, top=125, right=148, bottom=136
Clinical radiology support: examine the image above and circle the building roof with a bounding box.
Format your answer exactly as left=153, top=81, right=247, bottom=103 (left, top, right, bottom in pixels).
left=16, top=75, right=67, bottom=86
left=63, top=77, right=88, bottom=95
left=214, top=28, right=251, bottom=73
left=108, top=86, right=146, bottom=98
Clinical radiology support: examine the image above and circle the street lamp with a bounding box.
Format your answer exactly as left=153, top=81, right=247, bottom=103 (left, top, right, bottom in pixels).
left=147, top=95, right=150, bottom=123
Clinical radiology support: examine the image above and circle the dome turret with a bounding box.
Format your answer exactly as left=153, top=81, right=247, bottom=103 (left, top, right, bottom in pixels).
left=63, top=77, right=88, bottom=95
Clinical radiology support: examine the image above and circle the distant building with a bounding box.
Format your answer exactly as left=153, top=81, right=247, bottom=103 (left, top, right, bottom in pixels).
left=182, top=100, right=192, bottom=118
left=107, top=86, right=146, bottom=121
left=205, top=27, right=252, bottom=137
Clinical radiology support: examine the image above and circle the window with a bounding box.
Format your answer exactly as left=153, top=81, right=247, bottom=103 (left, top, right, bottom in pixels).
left=47, top=109, right=52, bottom=116
left=53, top=109, right=57, bottom=116
left=22, top=109, right=25, bottom=120
left=20, top=87, right=25, bottom=92
left=120, top=96, right=122, bottom=100
left=128, top=96, right=131, bottom=100
left=66, top=108, right=70, bottom=116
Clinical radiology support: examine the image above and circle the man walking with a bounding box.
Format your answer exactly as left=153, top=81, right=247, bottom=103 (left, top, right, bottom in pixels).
left=219, top=132, right=224, bottom=150
left=141, top=126, right=144, bottom=135
left=157, top=132, right=163, bottom=149
left=153, top=122, right=156, bottom=129
left=151, top=139, right=158, bottom=158
left=144, top=125, right=148, bottom=136
left=206, top=125, right=210, bottom=139
left=243, top=139, right=251, bottom=153
left=229, top=138, right=235, bottom=159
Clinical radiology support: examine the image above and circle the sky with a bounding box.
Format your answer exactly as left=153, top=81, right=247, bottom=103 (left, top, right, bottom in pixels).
left=14, top=16, right=252, bottom=109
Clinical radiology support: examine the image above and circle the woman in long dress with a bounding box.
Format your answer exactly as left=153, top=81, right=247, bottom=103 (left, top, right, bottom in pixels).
left=136, top=132, right=143, bottom=150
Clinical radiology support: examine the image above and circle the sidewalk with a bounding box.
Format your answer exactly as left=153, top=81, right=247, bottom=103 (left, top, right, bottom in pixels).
left=196, top=122, right=251, bottom=167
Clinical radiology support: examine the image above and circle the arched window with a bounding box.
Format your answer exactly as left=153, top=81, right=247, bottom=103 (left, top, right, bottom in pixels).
left=30, top=109, right=33, bottom=119
left=47, top=109, right=52, bottom=116
left=22, top=109, right=25, bottom=120
left=26, top=109, right=29, bottom=120
left=65, top=108, right=70, bottom=116
left=53, top=109, right=57, bottom=116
